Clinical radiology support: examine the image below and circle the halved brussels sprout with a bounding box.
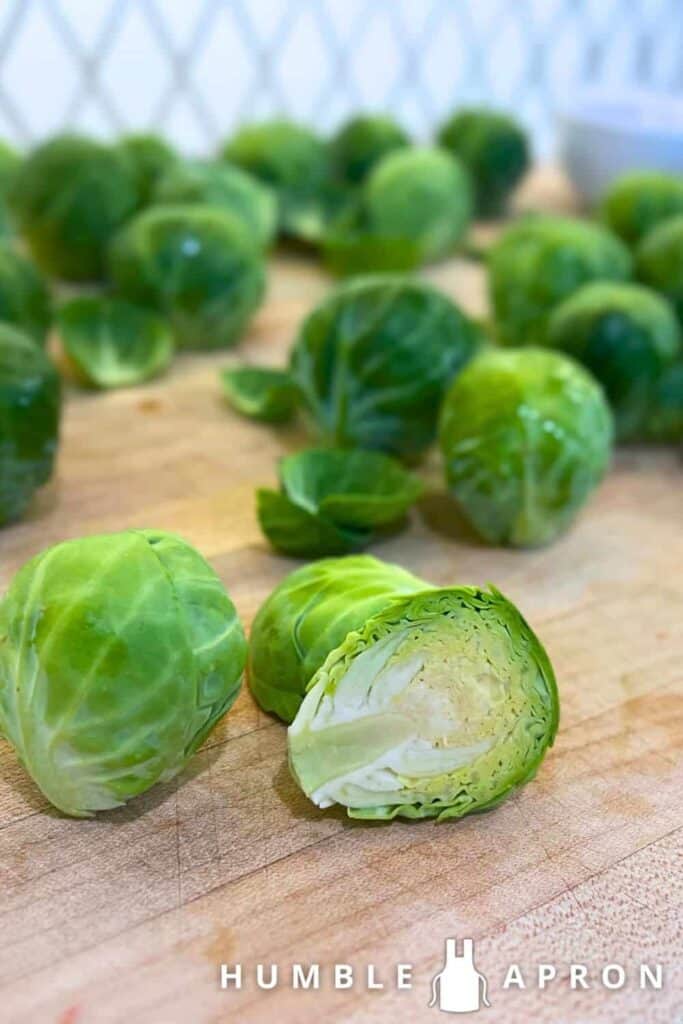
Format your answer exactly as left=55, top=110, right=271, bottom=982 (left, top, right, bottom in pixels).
left=547, top=282, right=681, bottom=441
left=600, top=171, right=683, bottom=246
left=437, top=107, right=530, bottom=218
left=439, top=348, right=614, bottom=547
left=636, top=214, right=683, bottom=324
left=108, top=205, right=266, bottom=350
left=289, top=274, right=484, bottom=461
left=58, top=296, right=174, bottom=389
left=221, top=365, right=298, bottom=423
left=0, top=324, right=60, bottom=526
left=153, top=160, right=277, bottom=249
left=117, top=133, right=179, bottom=208
left=0, top=529, right=247, bottom=817
left=257, top=448, right=424, bottom=557
left=0, top=242, right=52, bottom=346
left=10, top=134, right=139, bottom=281
left=289, top=578, right=558, bottom=821
left=329, top=114, right=410, bottom=186
left=249, top=555, right=424, bottom=722
left=489, top=215, right=632, bottom=346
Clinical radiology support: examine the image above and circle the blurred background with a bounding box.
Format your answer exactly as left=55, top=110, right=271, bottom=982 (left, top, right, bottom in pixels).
left=0, top=0, right=681, bottom=157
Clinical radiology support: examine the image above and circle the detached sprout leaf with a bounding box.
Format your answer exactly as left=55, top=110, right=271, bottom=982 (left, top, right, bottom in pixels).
left=221, top=365, right=298, bottom=423
left=290, top=274, right=484, bottom=461
left=58, top=296, right=173, bottom=389
left=0, top=530, right=247, bottom=817
left=257, top=448, right=424, bottom=557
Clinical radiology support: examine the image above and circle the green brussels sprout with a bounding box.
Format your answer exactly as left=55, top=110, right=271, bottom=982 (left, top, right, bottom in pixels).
left=489, top=215, right=632, bottom=346
left=249, top=555, right=425, bottom=722
left=58, top=296, right=173, bottom=389
left=636, top=214, right=683, bottom=324
left=220, top=365, right=298, bottom=423
left=153, top=160, right=277, bottom=249
left=0, top=242, right=52, bottom=346
left=547, top=282, right=682, bottom=442
left=329, top=114, right=410, bottom=185
left=220, top=119, right=329, bottom=229
left=600, top=171, right=683, bottom=246
left=117, top=133, right=179, bottom=207
left=257, top=448, right=424, bottom=557
left=250, top=555, right=558, bottom=820
left=289, top=274, right=484, bottom=461
left=108, top=205, right=266, bottom=350
left=0, top=324, right=60, bottom=526
left=10, top=134, right=139, bottom=281
left=362, top=147, right=472, bottom=262
left=439, top=348, right=613, bottom=547
left=0, top=529, right=247, bottom=816
left=437, top=107, right=530, bottom=218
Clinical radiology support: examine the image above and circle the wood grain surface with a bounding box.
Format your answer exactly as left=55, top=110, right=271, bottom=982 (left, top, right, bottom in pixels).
left=0, top=171, right=681, bottom=1024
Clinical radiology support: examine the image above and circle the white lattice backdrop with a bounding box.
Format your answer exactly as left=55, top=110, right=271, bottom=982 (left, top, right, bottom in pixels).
left=0, top=0, right=681, bottom=156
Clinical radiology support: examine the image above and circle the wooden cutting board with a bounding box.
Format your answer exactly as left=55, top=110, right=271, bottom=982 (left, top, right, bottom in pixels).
left=1, top=171, right=681, bottom=1024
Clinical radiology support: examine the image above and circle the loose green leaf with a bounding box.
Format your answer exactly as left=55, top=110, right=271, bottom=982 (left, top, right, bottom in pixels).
left=221, top=365, right=298, bottom=423
left=257, top=448, right=423, bottom=557
left=58, top=296, right=174, bottom=389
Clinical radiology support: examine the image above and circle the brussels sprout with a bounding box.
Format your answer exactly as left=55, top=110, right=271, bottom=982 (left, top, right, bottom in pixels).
left=489, top=215, right=632, bottom=346
left=636, top=214, right=683, bottom=324
left=329, top=114, right=410, bottom=186
left=220, top=365, right=298, bottom=423
left=0, top=242, right=52, bottom=346
left=437, top=107, right=530, bottom=218
left=117, top=133, right=179, bottom=207
left=153, top=160, right=277, bottom=249
left=257, top=448, right=424, bottom=557
left=249, top=555, right=424, bottom=722
left=290, top=275, right=483, bottom=461
left=600, top=171, right=683, bottom=246
left=221, top=119, right=329, bottom=230
left=58, top=296, right=173, bottom=389
left=439, top=348, right=613, bottom=547
left=0, top=529, right=247, bottom=817
left=0, top=324, right=60, bottom=526
left=547, top=282, right=681, bottom=441
left=109, top=205, right=266, bottom=350
left=10, top=134, right=139, bottom=281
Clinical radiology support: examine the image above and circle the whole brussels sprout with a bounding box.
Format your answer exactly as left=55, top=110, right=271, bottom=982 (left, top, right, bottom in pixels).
left=329, top=114, right=410, bottom=185
left=600, top=171, right=683, bottom=247
left=109, top=205, right=266, bottom=350
left=489, top=215, right=632, bottom=346
left=636, top=214, right=683, bottom=324
left=117, top=133, right=179, bottom=207
left=437, top=107, right=530, bottom=218
left=153, top=160, right=277, bottom=249
left=10, top=134, right=139, bottom=281
left=0, top=242, right=52, bottom=346
left=0, top=324, right=60, bottom=526
left=289, top=274, right=484, bottom=461
left=439, top=348, right=613, bottom=547
left=547, top=282, right=682, bottom=441
left=0, top=529, right=247, bottom=816
left=221, top=119, right=329, bottom=225
left=250, top=555, right=559, bottom=821
left=362, top=147, right=472, bottom=262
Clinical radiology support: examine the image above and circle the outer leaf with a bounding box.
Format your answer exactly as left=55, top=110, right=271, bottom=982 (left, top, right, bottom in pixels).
left=248, top=555, right=423, bottom=722
left=58, top=296, right=173, bottom=389
left=221, top=365, right=298, bottom=423
left=0, top=529, right=246, bottom=816
left=256, top=488, right=364, bottom=559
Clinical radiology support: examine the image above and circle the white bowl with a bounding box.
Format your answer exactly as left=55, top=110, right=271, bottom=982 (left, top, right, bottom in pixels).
left=558, top=89, right=683, bottom=205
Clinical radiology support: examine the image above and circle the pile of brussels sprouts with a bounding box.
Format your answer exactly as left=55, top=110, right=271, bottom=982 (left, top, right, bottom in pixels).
left=0, top=108, right=682, bottom=825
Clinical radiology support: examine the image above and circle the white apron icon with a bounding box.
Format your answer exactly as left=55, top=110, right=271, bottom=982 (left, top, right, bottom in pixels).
left=429, top=938, right=490, bottom=1014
